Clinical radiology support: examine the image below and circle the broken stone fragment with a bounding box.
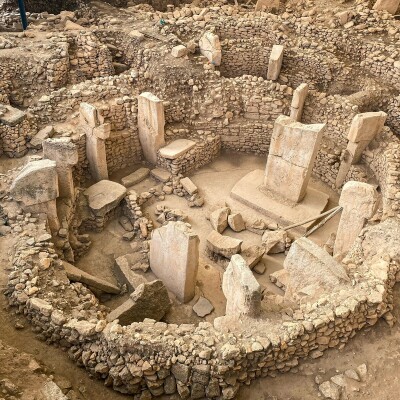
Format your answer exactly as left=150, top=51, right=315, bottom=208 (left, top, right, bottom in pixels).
left=121, top=168, right=150, bottom=187
left=29, top=125, right=54, bottom=149
left=319, top=381, right=341, bottom=400
left=227, top=213, right=245, bottom=232
left=262, top=229, right=287, bottom=254
left=193, top=296, right=214, bottom=317
left=107, top=280, right=171, bottom=325
left=206, top=230, right=243, bottom=258
left=151, top=168, right=171, bottom=182
left=171, top=44, right=188, bottom=58
left=180, top=177, right=198, bottom=195
left=210, top=207, right=230, bottom=233
left=199, top=31, right=221, bottom=66
left=241, top=245, right=265, bottom=269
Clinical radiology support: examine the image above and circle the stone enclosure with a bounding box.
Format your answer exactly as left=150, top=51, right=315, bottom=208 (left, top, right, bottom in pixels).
left=0, top=0, right=400, bottom=399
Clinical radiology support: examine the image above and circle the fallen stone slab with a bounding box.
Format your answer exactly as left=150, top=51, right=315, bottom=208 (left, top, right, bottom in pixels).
left=84, top=180, right=126, bottom=217
left=193, top=296, right=214, bottom=317
left=115, top=254, right=149, bottom=290
left=107, top=280, right=171, bottom=325
left=151, top=168, right=171, bottom=182
left=262, top=229, right=287, bottom=254
left=121, top=167, right=150, bottom=187
left=241, top=245, right=265, bottom=269
left=159, top=139, right=196, bottom=160
left=206, top=230, right=243, bottom=258
left=30, top=125, right=54, bottom=148
left=63, top=261, right=120, bottom=294
left=210, top=207, right=230, bottom=233
left=180, top=177, right=198, bottom=195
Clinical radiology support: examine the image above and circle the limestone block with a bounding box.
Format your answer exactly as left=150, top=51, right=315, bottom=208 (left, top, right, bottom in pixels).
left=138, top=92, right=165, bottom=164
left=210, top=207, right=230, bottom=233
left=150, top=222, right=199, bottom=303
left=11, top=159, right=58, bottom=206
left=38, top=381, right=68, bottom=400
left=222, top=255, right=261, bottom=317
left=0, top=105, right=25, bottom=126
left=86, top=133, right=108, bottom=181
left=30, top=125, right=54, bottom=148
left=151, top=168, right=171, bottom=182
left=107, top=280, right=171, bottom=325
left=241, top=245, right=265, bottom=269
left=373, top=0, right=400, bottom=14
left=199, top=32, right=222, bottom=66
left=206, top=230, right=243, bottom=258
left=290, top=83, right=309, bottom=122
left=264, top=115, right=325, bottom=203
left=334, top=181, right=377, bottom=258
left=284, top=237, right=350, bottom=301
left=121, top=168, right=150, bottom=187
left=262, top=229, right=287, bottom=254
left=347, top=111, right=387, bottom=143
left=267, top=45, right=284, bottom=81
left=93, top=123, right=111, bottom=140
left=171, top=45, right=188, bottom=58
left=159, top=139, right=196, bottom=159
left=228, top=213, right=245, bottom=232
left=80, top=102, right=99, bottom=128
left=84, top=180, right=127, bottom=217
left=255, top=0, right=280, bottom=11
left=180, top=177, right=198, bottom=195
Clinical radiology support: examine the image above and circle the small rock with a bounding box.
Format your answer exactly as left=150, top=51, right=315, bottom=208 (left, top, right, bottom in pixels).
left=193, top=297, right=214, bottom=317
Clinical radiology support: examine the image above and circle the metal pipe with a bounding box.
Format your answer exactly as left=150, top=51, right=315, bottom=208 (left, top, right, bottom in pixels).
left=17, top=0, right=28, bottom=31
left=304, top=207, right=343, bottom=238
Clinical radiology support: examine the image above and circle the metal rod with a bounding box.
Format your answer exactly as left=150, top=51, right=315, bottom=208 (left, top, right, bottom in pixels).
left=283, top=206, right=342, bottom=231
left=17, top=0, right=28, bottom=31
left=304, top=207, right=343, bottom=238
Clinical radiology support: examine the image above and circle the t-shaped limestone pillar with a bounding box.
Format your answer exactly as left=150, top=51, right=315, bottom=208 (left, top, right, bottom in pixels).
left=267, top=45, right=284, bottom=81
left=222, top=255, right=261, bottom=318
left=290, top=83, right=309, bottom=122
left=264, top=115, right=326, bottom=203
left=199, top=31, right=222, bottom=66
left=42, top=138, right=78, bottom=199
left=79, top=102, right=110, bottom=182
left=334, top=181, right=377, bottom=258
left=335, top=111, right=387, bottom=188
left=10, top=159, right=60, bottom=233
left=137, top=92, right=166, bottom=165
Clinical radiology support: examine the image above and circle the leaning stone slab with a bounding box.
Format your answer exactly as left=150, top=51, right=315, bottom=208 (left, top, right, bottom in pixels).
left=121, top=167, right=150, bottom=187
left=206, top=230, right=243, bottom=258
left=150, top=221, right=199, bottom=303
left=114, top=254, right=149, bottom=291
left=241, top=245, right=265, bottom=269
left=84, top=180, right=126, bottom=217
left=222, top=255, right=261, bottom=317
left=159, top=139, right=196, bottom=159
left=334, top=181, right=377, bottom=258
left=10, top=159, right=59, bottom=206
left=267, top=45, right=284, bottom=81
left=180, top=177, right=198, bottom=195
left=63, top=261, right=120, bottom=294
left=284, top=237, right=350, bottom=301
left=30, top=125, right=54, bottom=148
left=107, top=280, right=171, bottom=325
left=199, top=31, right=222, bottom=66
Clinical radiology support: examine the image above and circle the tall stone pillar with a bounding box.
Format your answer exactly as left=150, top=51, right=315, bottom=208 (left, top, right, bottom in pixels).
left=267, top=45, right=284, bottom=81
left=290, top=83, right=309, bottom=122
left=150, top=221, right=199, bottom=303
left=137, top=92, right=165, bottom=165
left=334, top=181, right=377, bottom=258
left=79, top=102, right=111, bottom=182
left=10, top=159, right=60, bottom=233
left=336, top=111, right=387, bottom=188
left=42, top=138, right=78, bottom=199
left=264, top=115, right=326, bottom=203
left=222, top=255, right=261, bottom=318
left=199, top=32, right=222, bottom=66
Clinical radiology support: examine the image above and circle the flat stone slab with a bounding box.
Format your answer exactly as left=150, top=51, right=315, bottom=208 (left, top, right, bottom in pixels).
left=121, top=167, right=150, bottom=187
left=231, top=169, right=329, bottom=235
left=151, top=168, right=172, bottom=182
left=84, top=180, right=126, bottom=217
left=115, top=254, right=150, bottom=291
left=193, top=296, right=214, bottom=317
left=159, top=139, right=196, bottom=160
left=206, top=230, right=243, bottom=258
left=0, top=105, right=26, bottom=126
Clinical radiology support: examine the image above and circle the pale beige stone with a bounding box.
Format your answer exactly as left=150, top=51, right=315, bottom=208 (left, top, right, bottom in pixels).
left=171, top=45, right=187, bottom=58
left=199, top=32, right=222, bottom=66
left=159, top=139, right=196, bottom=159
left=347, top=111, right=387, bottom=143
left=228, top=213, right=245, bottom=232
left=267, top=45, right=284, bottom=81
left=373, top=0, right=400, bottom=14
left=210, top=207, right=230, bottom=233
left=206, top=230, right=243, bottom=258
left=180, top=177, right=198, bottom=195
left=290, top=83, right=309, bottom=122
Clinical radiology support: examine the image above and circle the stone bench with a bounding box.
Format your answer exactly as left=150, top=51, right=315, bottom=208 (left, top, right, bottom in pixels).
left=159, top=139, right=196, bottom=160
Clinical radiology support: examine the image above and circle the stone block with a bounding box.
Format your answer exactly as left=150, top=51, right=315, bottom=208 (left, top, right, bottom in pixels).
left=199, top=32, right=222, bottom=66
left=206, top=230, right=243, bottom=258
left=93, top=123, right=111, bottom=140
left=255, top=0, right=280, bottom=11
left=227, top=213, right=245, bottom=232
left=267, top=45, right=284, bottom=81
left=121, top=168, right=150, bottom=187
left=347, top=111, right=387, bottom=143
left=43, top=138, right=78, bottom=166
left=262, top=229, right=287, bottom=254
left=0, top=105, right=25, bottom=126
left=150, top=222, right=199, bottom=303
left=30, top=125, right=54, bottom=148
left=210, top=207, right=230, bottom=233
left=159, top=139, right=196, bottom=159
left=171, top=45, right=187, bottom=58
left=151, top=168, right=171, bottom=182
left=180, top=177, right=198, bottom=195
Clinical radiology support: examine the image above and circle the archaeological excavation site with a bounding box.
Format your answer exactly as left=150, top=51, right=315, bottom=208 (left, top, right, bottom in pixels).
left=1, top=0, right=400, bottom=399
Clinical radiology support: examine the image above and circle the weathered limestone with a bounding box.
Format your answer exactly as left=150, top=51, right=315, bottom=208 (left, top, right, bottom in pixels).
left=267, top=45, right=284, bottom=81
left=150, top=221, right=199, bottom=303
left=264, top=115, right=326, bottom=203
left=336, top=111, right=387, bottom=187
left=206, top=230, right=243, bottom=258
left=171, top=45, right=187, bottom=58
left=10, top=159, right=60, bottom=232
left=79, top=102, right=110, bottom=182
left=334, top=181, right=377, bottom=258
left=84, top=180, right=127, bottom=217
left=199, top=32, right=222, bottom=66
left=159, top=139, right=196, bottom=159
left=107, top=280, right=171, bottom=325
left=255, top=0, right=280, bottom=11
left=42, top=138, right=78, bottom=199
left=138, top=92, right=165, bottom=164
left=290, top=83, right=309, bottom=122
left=30, top=125, right=54, bottom=148
left=262, top=229, right=287, bottom=254
left=180, top=177, right=198, bottom=195
left=373, top=0, right=400, bottom=14
left=121, top=167, right=150, bottom=187
left=284, top=237, right=350, bottom=302
left=210, top=207, right=230, bottom=233
left=228, top=213, right=245, bottom=232
left=0, top=105, right=25, bottom=126
left=222, top=255, right=261, bottom=317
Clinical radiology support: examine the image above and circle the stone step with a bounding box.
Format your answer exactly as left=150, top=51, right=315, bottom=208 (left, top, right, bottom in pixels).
left=159, top=139, right=196, bottom=160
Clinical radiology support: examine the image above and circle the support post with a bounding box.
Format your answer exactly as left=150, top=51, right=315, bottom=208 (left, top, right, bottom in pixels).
left=17, top=0, right=28, bottom=30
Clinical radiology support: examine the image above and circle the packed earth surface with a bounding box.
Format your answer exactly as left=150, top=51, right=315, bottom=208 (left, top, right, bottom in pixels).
left=0, top=0, right=400, bottom=399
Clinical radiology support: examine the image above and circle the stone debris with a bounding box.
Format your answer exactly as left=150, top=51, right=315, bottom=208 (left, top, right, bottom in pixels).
left=262, top=229, right=287, bottom=254
left=206, top=230, right=243, bottom=259
left=210, top=206, right=230, bottom=233
left=180, top=177, right=198, bottom=195
left=227, top=213, right=245, bottom=232
left=241, top=245, right=265, bottom=269
left=193, top=296, right=214, bottom=317
left=150, top=167, right=171, bottom=182
left=121, top=167, right=150, bottom=187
